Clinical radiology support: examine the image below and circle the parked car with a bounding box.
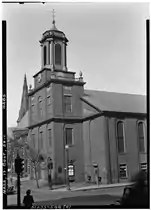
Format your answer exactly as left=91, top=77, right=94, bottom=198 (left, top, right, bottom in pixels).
left=7, top=185, right=16, bottom=195
left=7, top=177, right=16, bottom=195
left=111, top=180, right=148, bottom=207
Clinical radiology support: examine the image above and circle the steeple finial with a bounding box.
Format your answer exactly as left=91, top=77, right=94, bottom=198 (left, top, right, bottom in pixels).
left=52, top=9, right=55, bottom=26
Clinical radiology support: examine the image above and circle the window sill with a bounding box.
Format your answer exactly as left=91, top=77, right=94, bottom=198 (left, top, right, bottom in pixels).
left=119, top=177, right=128, bottom=179
left=118, top=152, right=126, bottom=155
left=139, top=152, right=147, bottom=154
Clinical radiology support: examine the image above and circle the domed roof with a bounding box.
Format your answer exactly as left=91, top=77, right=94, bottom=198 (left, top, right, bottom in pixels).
left=40, top=20, right=68, bottom=44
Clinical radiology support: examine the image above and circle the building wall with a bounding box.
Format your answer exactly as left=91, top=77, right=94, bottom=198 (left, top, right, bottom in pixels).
left=83, top=116, right=107, bottom=183
left=28, top=121, right=54, bottom=180
left=53, top=122, right=85, bottom=184
left=107, top=116, right=147, bottom=183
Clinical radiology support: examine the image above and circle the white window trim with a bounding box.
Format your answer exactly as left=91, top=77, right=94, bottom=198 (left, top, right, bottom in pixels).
left=137, top=121, right=146, bottom=153
left=116, top=121, right=126, bottom=154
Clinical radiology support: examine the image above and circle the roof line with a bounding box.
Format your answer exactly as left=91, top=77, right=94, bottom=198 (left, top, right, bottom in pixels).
left=80, top=97, right=103, bottom=113
left=83, top=112, right=104, bottom=122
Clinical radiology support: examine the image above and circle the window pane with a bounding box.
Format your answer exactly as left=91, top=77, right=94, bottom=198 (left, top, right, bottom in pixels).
left=48, top=129, right=52, bottom=146
left=55, top=44, right=61, bottom=65
left=119, top=164, right=127, bottom=178
left=139, top=138, right=145, bottom=152
left=44, top=46, right=47, bottom=66
left=118, top=137, right=125, bottom=153
left=39, top=131, right=43, bottom=150
left=117, top=122, right=125, bottom=153
left=31, top=105, right=35, bottom=114
left=138, top=122, right=145, bottom=152
left=117, top=122, right=124, bottom=138
left=38, top=97, right=43, bottom=117
left=40, top=132, right=43, bottom=149
left=138, top=123, right=144, bottom=138
left=32, top=134, right=35, bottom=148
left=66, top=128, right=73, bottom=145
left=64, top=95, right=72, bottom=113
left=47, top=96, right=51, bottom=106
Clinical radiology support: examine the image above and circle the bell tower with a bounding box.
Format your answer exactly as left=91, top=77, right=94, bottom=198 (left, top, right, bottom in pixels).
left=29, top=12, right=86, bottom=184
left=40, top=10, right=68, bottom=72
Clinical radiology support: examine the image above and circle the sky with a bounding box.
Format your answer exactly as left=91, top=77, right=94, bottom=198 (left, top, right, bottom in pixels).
left=2, top=2, right=149, bottom=128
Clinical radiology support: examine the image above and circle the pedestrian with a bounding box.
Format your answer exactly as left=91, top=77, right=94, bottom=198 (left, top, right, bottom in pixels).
left=23, top=189, right=34, bottom=209
left=48, top=173, right=52, bottom=190
left=94, top=165, right=99, bottom=186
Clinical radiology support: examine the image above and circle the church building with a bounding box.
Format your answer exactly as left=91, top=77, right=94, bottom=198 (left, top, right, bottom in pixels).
left=14, top=17, right=147, bottom=185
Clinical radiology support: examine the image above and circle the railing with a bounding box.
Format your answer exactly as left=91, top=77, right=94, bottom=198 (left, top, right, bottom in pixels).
left=50, top=74, right=83, bottom=82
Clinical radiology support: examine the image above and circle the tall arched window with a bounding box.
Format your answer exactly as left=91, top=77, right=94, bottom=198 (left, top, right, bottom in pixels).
left=38, top=96, right=42, bottom=117
left=31, top=130, right=35, bottom=148
left=43, top=46, right=47, bottom=66
left=38, top=127, right=43, bottom=151
left=55, top=43, right=61, bottom=65
left=138, top=122, right=145, bottom=152
left=117, top=121, right=125, bottom=153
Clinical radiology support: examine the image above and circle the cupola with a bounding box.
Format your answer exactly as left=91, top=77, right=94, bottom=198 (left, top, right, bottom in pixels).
left=40, top=12, right=68, bottom=72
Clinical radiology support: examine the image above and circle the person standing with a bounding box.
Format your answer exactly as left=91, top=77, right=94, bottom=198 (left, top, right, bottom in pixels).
left=47, top=158, right=53, bottom=190
left=48, top=172, right=52, bottom=190
left=94, top=164, right=99, bottom=186
left=23, top=189, right=34, bottom=209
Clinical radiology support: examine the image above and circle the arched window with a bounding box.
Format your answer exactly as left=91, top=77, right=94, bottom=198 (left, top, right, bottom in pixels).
left=38, top=127, right=43, bottom=151
left=138, top=122, right=145, bottom=152
left=31, top=96, right=35, bottom=119
left=117, top=121, right=125, bottom=153
left=47, top=125, right=52, bottom=146
left=55, top=44, right=61, bottom=65
left=38, top=96, right=42, bottom=117
left=31, top=130, right=35, bottom=148
left=43, top=46, right=47, bottom=66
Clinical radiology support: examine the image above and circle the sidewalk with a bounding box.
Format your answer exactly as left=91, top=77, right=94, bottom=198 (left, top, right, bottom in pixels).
left=71, top=182, right=131, bottom=192
left=21, top=179, right=131, bottom=193
left=8, top=181, right=127, bottom=206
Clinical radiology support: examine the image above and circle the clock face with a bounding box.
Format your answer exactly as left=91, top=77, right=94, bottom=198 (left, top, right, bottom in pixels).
left=38, top=73, right=42, bottom=82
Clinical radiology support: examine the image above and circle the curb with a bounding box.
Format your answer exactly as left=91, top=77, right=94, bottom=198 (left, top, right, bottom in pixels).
left=30, top=183, right=130, bottom=193
left=70, top=183, right=131, bottom=192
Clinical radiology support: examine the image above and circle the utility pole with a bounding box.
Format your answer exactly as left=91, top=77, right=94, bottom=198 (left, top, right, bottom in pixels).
left=65, top=145, right=70, bottom=190
left=17, top=172, right=21, bottom=206
left=15, top=153, right=24, bottom=207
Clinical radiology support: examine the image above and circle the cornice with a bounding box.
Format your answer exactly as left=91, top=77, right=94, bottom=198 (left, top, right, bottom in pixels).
left=28, top=79, right=86, bottom=96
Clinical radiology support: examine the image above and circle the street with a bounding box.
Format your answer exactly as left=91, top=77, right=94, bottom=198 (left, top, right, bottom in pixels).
left=34, top=194, right=120, bottom=207
left=7, top=180, right=124, bottom=208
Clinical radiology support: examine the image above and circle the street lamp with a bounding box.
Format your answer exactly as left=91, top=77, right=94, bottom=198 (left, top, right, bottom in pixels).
left=65, top=145, right=70, bottom=190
